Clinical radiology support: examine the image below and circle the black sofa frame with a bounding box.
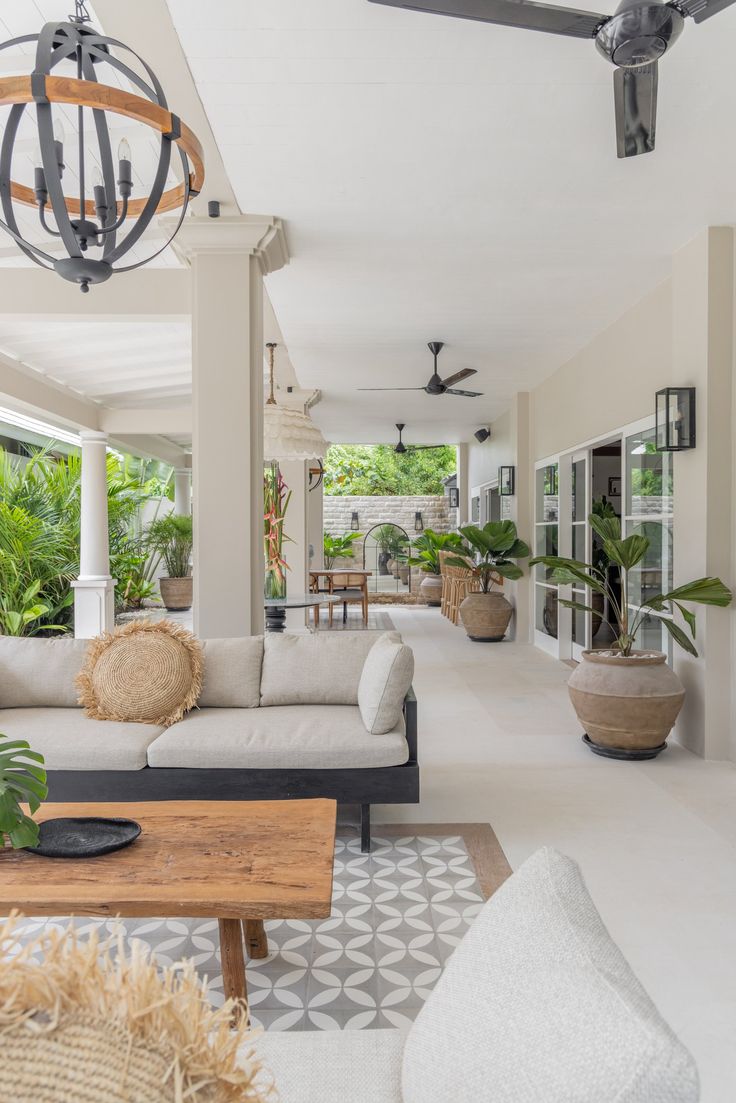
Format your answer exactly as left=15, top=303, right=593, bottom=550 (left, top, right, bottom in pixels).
left=45, top=689, right=419, bottom=853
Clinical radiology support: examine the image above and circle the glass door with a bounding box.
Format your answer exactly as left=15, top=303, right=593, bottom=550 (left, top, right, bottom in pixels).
left=534, top=461, right=559, bottom=655
left=570, top=453, right=590, bottom=660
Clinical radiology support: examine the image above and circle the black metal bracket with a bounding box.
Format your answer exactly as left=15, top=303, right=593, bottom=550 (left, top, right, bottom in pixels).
left=162, top=112, right=181, bottom=141
left=31, top=72, right=48, bottom=103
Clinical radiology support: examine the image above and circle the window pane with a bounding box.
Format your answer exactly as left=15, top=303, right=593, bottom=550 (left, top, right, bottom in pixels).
left=536, top=584, right=558, bottom=639
left=535, top=524, right=558, bottom=580
left=536, top=465, right=559, bottom=523
left=571, top=587, right=587, bottom=646
left=627, top=520, right=673, bottom=604
left=572, top=523, right=586, bottom=562
left=626, top=430, right=673, bottom=517
left=471, top=496, right=480, bottom=523
left=632, top=609, right=672, bottom=661
left=572, top=459, right=585, bottom=523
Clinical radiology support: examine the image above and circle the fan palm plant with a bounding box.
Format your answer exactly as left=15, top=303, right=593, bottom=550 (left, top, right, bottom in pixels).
left=323, top=531, right=363, bottom=569
left=447, top=521, right=531, bottom=641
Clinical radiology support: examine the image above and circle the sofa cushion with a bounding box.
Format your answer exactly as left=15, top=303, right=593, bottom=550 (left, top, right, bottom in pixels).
left=402, top=847, right=699, bottom=1103
left=199, top=636, right=263, bottom=708
left=253, top=1030, right=404, bottom=1103
left=259, top=631, right=401, bottom=707
left=147, top=706, right=408, bottom=769
left=0, top=708, right=164, bottom=770
left=0, top=637, right=89, bottom=709
left=358, top=634, right=414, bottom=734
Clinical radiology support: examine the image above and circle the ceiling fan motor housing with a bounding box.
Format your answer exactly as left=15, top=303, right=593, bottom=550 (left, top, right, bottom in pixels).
left=595, top=0, right=684, bottom=66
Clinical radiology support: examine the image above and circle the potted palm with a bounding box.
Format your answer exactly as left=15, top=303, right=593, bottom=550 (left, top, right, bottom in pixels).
left=146, top=514, right=194, bottom=611
left=449, top=521, right=531, bottom=641
left=323, top=530, right=362, bottom=569
left=408, top=529, right=463, bottom=606
left=531, top=513, right=732, bottom=759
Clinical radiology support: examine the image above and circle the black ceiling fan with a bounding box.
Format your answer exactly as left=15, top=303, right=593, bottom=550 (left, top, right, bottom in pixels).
left=359, top=341, right=483, bottom=398
left=393, top=422, right=443, bottom=452
left=367, top=0, right=735, bottom=158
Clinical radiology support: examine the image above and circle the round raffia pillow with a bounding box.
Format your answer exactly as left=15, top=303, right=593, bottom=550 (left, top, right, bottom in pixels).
left=76, top=619, right=203, bottom=727
left=0, top=915, right=274, bottom=1103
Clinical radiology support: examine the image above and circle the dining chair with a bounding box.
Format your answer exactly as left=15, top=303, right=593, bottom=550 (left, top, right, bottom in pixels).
left=328, top=571, right=369, bottom=627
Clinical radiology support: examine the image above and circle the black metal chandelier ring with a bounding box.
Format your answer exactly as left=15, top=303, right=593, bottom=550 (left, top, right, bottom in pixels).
left=0, top=5, right=204, bottom=291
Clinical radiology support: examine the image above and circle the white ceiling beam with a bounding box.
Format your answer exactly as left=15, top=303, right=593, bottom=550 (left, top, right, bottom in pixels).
left=0, top=350, right=99, bottom=432
left=109, top=434, right=188, bottom=468
left=99, top=406, right=192, bottom=436
left=0, top=269, right=191, bottom=320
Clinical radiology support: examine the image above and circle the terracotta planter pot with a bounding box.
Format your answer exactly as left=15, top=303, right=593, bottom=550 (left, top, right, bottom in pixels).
left=159, top=576, right=193, bottom=612
left=569, top=650, right=685, bottom=760
left=459, top=591, right=513, bottom=642
left=420, top=573, right=443, bottom=606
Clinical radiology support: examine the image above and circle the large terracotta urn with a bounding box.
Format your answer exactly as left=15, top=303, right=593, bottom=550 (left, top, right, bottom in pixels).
left=159, top=576, right=193, bottom=612
left=569, top=650, right=685, bottom=760
left=459, top=591, right=513, bottom=642
left=420, top=573, right=443, bottom=607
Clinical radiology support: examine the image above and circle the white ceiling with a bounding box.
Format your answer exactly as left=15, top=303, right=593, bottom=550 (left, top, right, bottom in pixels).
left=168, top=0, right=736, bottom=444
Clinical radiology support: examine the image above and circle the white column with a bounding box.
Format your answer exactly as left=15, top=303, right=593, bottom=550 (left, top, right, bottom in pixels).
left=72, top=430, right=116, bottom=638
left=455, top=443, right=469, bottom=527
left=173, top=466, right=192, bottom=516
left=281, top=459, right=309, bottom=630
left=170, top=216, right=289, bottom=638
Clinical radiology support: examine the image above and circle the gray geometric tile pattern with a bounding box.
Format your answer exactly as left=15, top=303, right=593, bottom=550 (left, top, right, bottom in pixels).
left=10, top=834, right=484, bottom=1032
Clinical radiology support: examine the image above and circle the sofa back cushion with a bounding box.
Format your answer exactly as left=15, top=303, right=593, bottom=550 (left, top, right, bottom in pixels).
left=402, top=847, right=699, bottom=1103
left=358, top=634, right=414, bottom=734
left=260, top=631, right=401, bottom=707
left=0, top=637, right=89, bottom=708
left=199, top=637, right=263, bottom=708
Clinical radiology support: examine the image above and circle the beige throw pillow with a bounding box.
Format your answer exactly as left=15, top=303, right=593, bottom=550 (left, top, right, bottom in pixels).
left=358, top=633, right=414, bottom=734
left=76, top=620, right=202, bottom=728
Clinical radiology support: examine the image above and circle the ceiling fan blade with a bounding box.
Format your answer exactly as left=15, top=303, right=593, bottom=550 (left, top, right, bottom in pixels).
left=678, top=0, right=736, bottom=22
left=357, top=387, right=426, bottom=391
left=445, top=387, right=484, bottom=397
left=613, top=63, right=657, bottom=159
left=367, top=0, right=606, bottom=38
left=440, top=367, right=477, bottom=387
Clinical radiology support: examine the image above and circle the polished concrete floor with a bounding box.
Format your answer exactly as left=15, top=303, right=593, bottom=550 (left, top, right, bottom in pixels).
left=380, top=605, right=736, bottom=1103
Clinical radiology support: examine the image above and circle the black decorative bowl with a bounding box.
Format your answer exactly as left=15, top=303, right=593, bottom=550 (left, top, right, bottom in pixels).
left=27, top=817, right=141, bottom=859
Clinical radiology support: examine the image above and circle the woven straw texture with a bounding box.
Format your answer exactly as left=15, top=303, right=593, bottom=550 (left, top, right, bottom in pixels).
left=0, top=915, right=273, bottom=1103
left=76, top=619, right=202, bottom=728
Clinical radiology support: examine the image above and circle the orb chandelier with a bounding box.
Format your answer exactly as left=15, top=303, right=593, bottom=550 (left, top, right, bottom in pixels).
left=263, top=343, right=329, bottom=463
left=0, top=1, right=204, bottom=292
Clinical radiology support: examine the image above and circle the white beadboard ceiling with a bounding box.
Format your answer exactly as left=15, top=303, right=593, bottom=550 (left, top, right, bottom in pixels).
left=166, top=0, right=736, bottom=444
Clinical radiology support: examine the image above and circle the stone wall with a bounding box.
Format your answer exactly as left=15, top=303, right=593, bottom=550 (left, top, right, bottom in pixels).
left=323, top=494, right=452, bottom=541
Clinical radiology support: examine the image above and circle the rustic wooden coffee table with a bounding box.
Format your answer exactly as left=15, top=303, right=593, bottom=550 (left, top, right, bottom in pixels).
left=0, top=799, right=336, bottom=1019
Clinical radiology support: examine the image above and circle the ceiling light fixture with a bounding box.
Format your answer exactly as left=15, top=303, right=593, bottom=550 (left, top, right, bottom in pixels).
left=0, top=1, right=204, bottom=292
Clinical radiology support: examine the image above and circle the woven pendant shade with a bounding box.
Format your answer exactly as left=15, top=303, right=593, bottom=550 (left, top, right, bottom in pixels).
left=263, top=404, right=328, bottom=462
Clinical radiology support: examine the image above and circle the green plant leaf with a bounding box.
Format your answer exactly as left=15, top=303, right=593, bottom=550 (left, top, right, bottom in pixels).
left=7, top=814, right=39, bottom=849
left=663, top=577, right=732, bottom=608
left=602, top=533, right=649, bottom=571
left=493, top=562, right=523, bottom=581
left=589, top=513, right=621, bottom=543
left=558, top=599, right=598, bottom=615
left=674, top=602, right=696, bottom=637
left=661, top=616, right=699, bottom=657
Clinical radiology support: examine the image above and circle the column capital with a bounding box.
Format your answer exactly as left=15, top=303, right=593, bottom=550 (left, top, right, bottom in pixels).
left=165, top=215, right=289, bottom=275
left=78, top=429, right=108, bottom=445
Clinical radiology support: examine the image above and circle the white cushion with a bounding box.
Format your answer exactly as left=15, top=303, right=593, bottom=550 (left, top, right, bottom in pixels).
left=402, top=847, right=699, bottom=1103
left=358, top=634, right=414, bottom=734
left=253, top=1030, right=404, bottom=1103
left=0, top=708, right=164, bottom=770
left=259, top=631, right=401, bottom=706
left=0, top=637, right=89, bottom=708
left=198, top=636, right=263, bottom=707
left=147, top=705, right=409, bottom=768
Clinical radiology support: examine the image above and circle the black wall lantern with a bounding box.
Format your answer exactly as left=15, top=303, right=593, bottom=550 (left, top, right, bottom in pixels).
left=414, top=511, right=424, bottom=532
left=0, top=1, right=204, bottom=291
left=655, top=387, right=696, bottom=451
left=350, top=511, right=360, bottom=530
left=499, top=465, right=515, bottom=496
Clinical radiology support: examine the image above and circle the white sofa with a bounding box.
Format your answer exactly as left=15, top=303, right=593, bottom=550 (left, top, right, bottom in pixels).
left=255, top=848, right=699, bottom=1103
left=0, top=631, right=419, bottom=851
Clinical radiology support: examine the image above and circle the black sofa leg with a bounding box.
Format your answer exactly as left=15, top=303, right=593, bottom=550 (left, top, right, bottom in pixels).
left=360, top=804, right=371, bottom=853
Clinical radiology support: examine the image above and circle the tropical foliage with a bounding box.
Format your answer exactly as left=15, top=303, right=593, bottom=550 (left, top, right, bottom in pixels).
left=408, top=529, right=463, bottom=575
left=531, top=513, right=731, bottom=657
left=146, top=514, right=193, bottom=579
left=264, top=463, right=291, bottom=599
left=0, top=447, right=171, bottom=634
left=324, top=444, right=456, bottom=496
left=323, top=530, right=362, bottom=569
left=449, top=521, right=531, bottom=593
left=0, top=732, right=47, bottom=849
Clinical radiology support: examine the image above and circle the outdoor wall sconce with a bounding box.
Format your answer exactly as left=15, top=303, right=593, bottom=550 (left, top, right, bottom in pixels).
left=448, top=487, right=460, bottom=509
left=351, top=511, right=360, bottom=530
left=414, top=511, right=424, bottom=532
left=499, top=466, right=515, bottom=496
left=474, top=427, right=491, bottom=444
left=655, top=387, right=696, bottom=451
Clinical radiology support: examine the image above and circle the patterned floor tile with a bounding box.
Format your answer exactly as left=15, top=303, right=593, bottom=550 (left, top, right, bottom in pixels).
left=8, top=834, right=484, bottom=1032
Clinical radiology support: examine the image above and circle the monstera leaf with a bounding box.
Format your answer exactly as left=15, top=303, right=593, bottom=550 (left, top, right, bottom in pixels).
left=0, top=734, right=47, bottom=849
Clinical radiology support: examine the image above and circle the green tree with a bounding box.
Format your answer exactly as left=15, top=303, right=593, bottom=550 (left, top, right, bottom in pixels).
left=324, top=444, right=456, bottom=496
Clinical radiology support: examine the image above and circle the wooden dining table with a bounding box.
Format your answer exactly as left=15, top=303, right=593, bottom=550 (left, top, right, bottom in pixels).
left=309, top=569, right=373, bottom=626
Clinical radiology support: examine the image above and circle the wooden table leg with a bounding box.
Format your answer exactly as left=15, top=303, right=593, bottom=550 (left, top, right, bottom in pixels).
left=218, top=918, right=247, bottom=1022
left=243, top=919, right=268, bottom=959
